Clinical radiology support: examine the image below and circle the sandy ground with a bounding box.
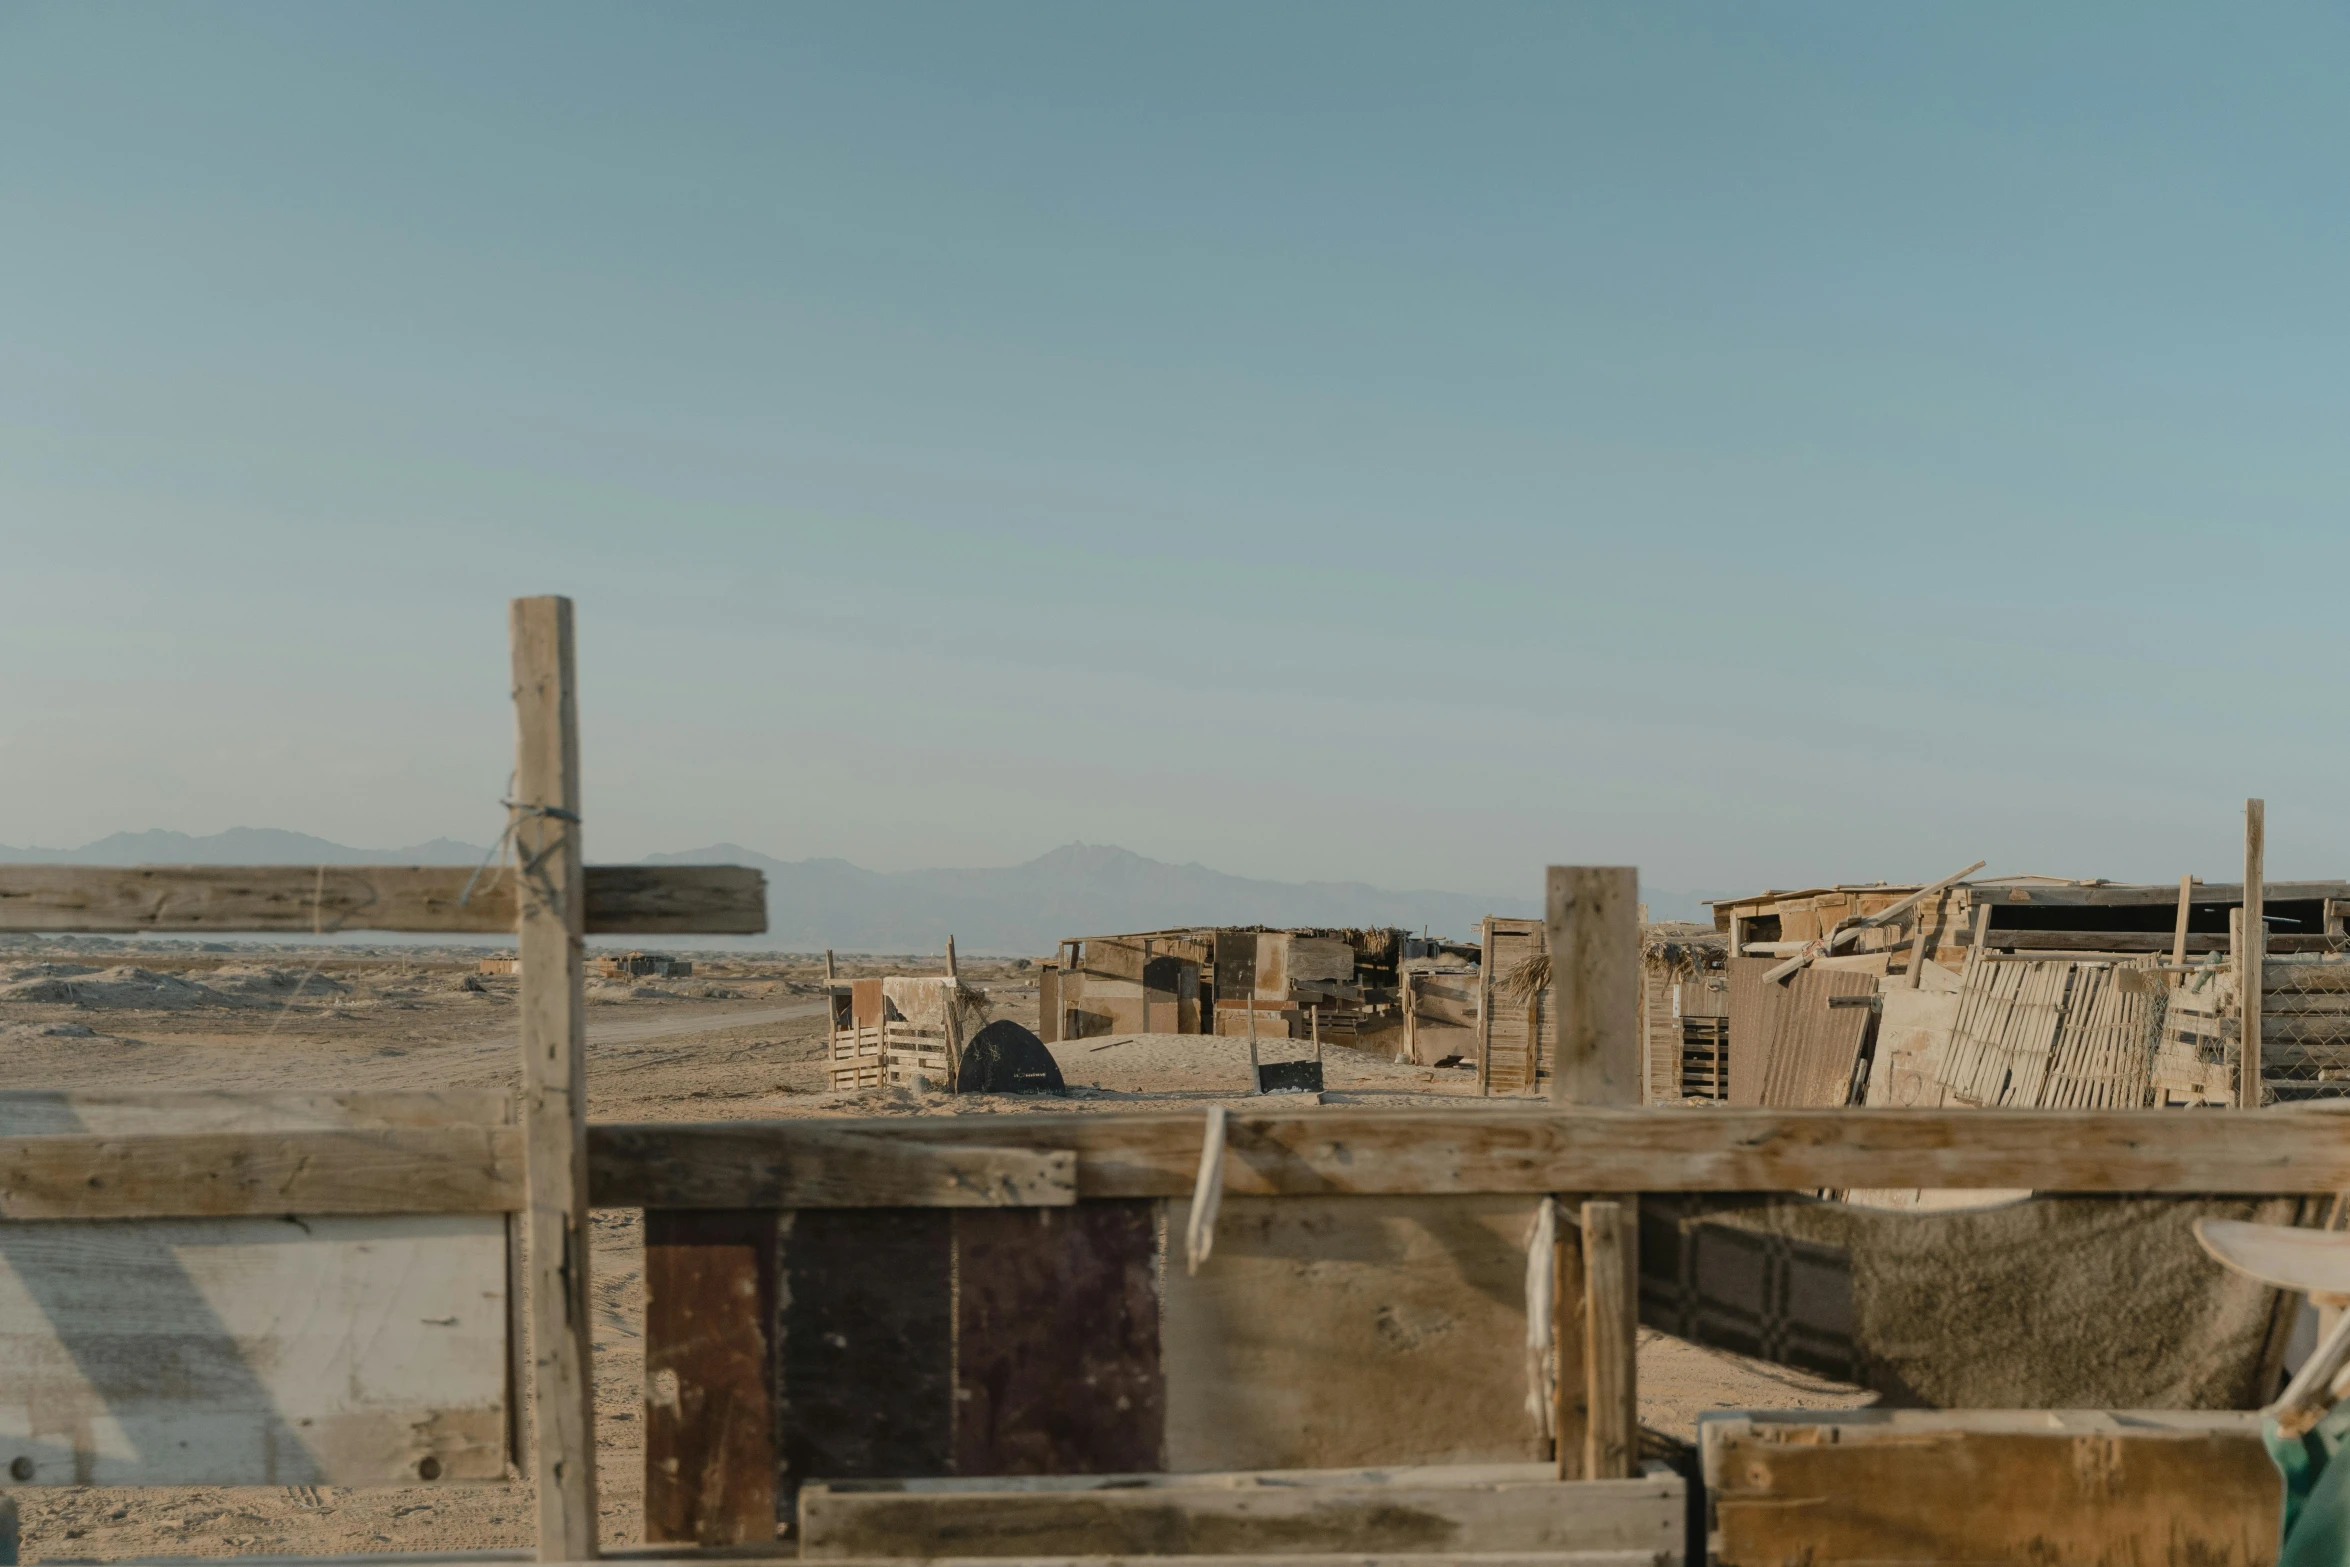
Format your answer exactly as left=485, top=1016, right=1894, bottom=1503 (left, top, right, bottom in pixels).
left=0, top=941, right=1872, bottom=1560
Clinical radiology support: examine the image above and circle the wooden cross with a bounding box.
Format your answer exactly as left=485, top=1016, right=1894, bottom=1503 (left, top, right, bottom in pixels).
left=0, top=596, right=765, bottom=1562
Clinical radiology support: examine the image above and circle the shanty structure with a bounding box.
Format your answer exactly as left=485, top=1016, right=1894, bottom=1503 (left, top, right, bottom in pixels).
left=1471, top=916, right=1729, bottom=1101
left=1038, top=926, right=1406, bottom=1049
left=1712, top=840, right=2350, bottom=1110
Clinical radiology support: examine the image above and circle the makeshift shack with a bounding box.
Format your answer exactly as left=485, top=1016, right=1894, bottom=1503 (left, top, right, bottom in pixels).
left=1040, top=926, right=1407, bottom=1049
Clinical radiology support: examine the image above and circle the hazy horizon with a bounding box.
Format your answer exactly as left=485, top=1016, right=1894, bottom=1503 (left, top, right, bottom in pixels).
left=5, top=5, right=2344, bottom=898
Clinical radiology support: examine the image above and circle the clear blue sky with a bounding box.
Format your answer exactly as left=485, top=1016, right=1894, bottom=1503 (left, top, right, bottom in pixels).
left=3, top=3, right=2344, bottom=902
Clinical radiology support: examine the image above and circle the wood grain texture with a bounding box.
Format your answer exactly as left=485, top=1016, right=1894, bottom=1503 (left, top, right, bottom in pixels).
left=2245, top=798, right=2265, bottom=1107
left=0, top=864, right=764, bottom=935
left=797, top=1466, right=1683, bottom=1561
left=1968, top=879, right=2350, bottom=907
left=643, top=1211, right=778, bottom=1547
left=588, top=1125, right=1074, bottom=1209
left=1547, top=869, right=1641, bottom=1107
left=1577, top=1203, right=1635, bottom=1482
left=953, top=1203, right=1162, bottom=1476
left=0, top=1128, right=522, bottom=1219
left=585, top=1106, right=2350, bottom=1200
left=1702, top=1410, right=2278, bottom=1565
left=0, top=1090, right=510, bottom=1136
left=512, top=595, right=598, bottom=1562
left=1551, top=1201, right=1586, bottom=1482
left=0, top=1214, right=507, bottom=1486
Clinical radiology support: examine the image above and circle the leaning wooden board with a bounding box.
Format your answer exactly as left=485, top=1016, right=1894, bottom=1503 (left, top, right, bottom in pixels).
left=1700, top=1409, right=2279, bottom=1565
left=0, top=1091, right=512, bottom=1488
left=644, top=1195, right=1553, bottom=1545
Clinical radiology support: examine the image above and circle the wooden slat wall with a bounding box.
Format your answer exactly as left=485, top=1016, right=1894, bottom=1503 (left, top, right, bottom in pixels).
left=1752, top=968, right=1879, bottom=1108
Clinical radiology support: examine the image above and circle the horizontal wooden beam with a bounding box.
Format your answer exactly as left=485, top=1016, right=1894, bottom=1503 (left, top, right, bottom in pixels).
left=591, top=1107, right=2350, bottom=1202
left=19, top=1105, right=2349, bottom=1221
left=590, top=1124, right=1076, bottom=1208
left=0, top=863, right=766, bottom=935
left=1972, top=880, right=2350, bottom=908
left=0, top=1128, right=523, bottom=1219
left=798, top=1466, right=1682, bottom=1559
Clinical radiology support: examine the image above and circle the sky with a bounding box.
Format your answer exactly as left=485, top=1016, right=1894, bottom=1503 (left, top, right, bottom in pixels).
left=3, top=2, right=2346, bottom=904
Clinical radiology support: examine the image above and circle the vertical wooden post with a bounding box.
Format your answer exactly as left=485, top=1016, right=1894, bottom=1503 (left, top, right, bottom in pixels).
left=1476, top=920, right=1495, bottom=1097
left=2170, top=877, right=2194, bottom=979
left=1551, top=1199, right=1587, bottom=1480
left=945, top=934, right=958, bottom=980
left=511, top=596, right=598, bottom=1561
left=1725, top=912, right=1744, bottom=960
left=1580, top=1199, right=1638, bottom=1480
left=1547, top=868, right=1642, bottom=1106
left=2244, top=799, right=2265, bottom=1109
left=1402, top=971, right=1417, bottom=1066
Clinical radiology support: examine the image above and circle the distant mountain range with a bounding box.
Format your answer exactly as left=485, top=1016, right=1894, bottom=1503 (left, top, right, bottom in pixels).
left=0, top=829, right=1715, bottom=952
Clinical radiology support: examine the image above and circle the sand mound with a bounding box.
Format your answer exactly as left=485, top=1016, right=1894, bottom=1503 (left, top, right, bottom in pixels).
left=203, top=965, right=352, bottom=999
left=0, top=967, right=232, bottom=1010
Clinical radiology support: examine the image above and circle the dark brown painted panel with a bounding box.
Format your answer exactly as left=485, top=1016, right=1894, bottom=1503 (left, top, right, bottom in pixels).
left=776, top=1208, right=954, bottom=1525
left=643, top=1209, right=779, bottom=1545
left=953, top=1201, right=1164, bottom=1476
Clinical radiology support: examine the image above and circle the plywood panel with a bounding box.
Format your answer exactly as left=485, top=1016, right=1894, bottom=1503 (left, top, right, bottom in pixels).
left=1162, top=1195, right=1546, bottom=1472
left=0, top=1213, right=506, bottom=1486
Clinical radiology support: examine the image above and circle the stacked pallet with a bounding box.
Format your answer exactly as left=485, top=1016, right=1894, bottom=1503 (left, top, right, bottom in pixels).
left=1938, top=957, right=2161, bottom=1110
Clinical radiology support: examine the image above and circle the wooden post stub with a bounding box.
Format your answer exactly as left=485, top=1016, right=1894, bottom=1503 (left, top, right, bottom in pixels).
left=1580, top=1198, right=1637, bottom=1480
left=511, top=596, right=599, bottom=1561
left=2244, top=800, right=2265, bottom=1109
left=1551, top=1197, right=1587, bottom=1479
left=1547, top=868, right=1641, bottom=1106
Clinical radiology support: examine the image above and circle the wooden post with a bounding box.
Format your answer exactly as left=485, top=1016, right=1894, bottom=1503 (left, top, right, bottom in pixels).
left=945, top=934, right=958, bottom=981
left=1402, top=971, right=1417, bottom=1066
left=1142, top=938, right=1153, bottom=1034
left=1312, top=1004, right=1322, bottom=1064
left=1551, top=1199, right=1586, bottom=1480
left=1476, top=920, right=1495, bottom=1098
left=1726, top=912, right=1744, bottom=960
left=1547, top=868, right=1641, bottom=1106
left=1245, top=995, right=1260, bottom=1087
left=2244, top=800, right=2265, bottom=1109
left=2171, top=876, right=2194, bottom=985
left=1580, top=1199, right=1637, bottom=1480
left=510, top=596, right=598, bottom=1561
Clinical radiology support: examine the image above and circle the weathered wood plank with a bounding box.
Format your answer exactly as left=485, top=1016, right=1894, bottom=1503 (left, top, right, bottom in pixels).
left=1547, top=868, right=1640, bottom=1107
left=1578, top=1202, right=1635, bottom=1482
left=953, top=1203, right=1162, bottom=1476
left=164, top=1555, right=1668, bottom=1567
left=1969, top=879, right=2350, bottom=907
left=587, top=1107, right=2350, bottom=1202
left=0, top=1128, right=522, bottom=1219
left=1702, top=1409, right=2276, bottom=1565
left=0, top=1090, right=511, bottom=1135
left=0, top=1214, right=507, bottom=1486
left=643, top=1211, right=778, bottom=1547
left=588, top=1125, right=1076, bottom=1209
left=513, top=594, right=598, bottom=1562
left=776, top=1210, right=955, bottom=1530
left=797, top=1465, right=1684, bottom=1560
left=0, top=864, right=765, bottom=935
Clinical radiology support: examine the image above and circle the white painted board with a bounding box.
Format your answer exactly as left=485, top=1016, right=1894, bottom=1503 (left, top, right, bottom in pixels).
left=0, top=1213, right=508, bottom=1485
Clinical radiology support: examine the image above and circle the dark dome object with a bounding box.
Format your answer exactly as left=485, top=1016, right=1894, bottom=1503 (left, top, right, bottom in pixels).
left=957, top=1020, right=1067, bottom=1096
